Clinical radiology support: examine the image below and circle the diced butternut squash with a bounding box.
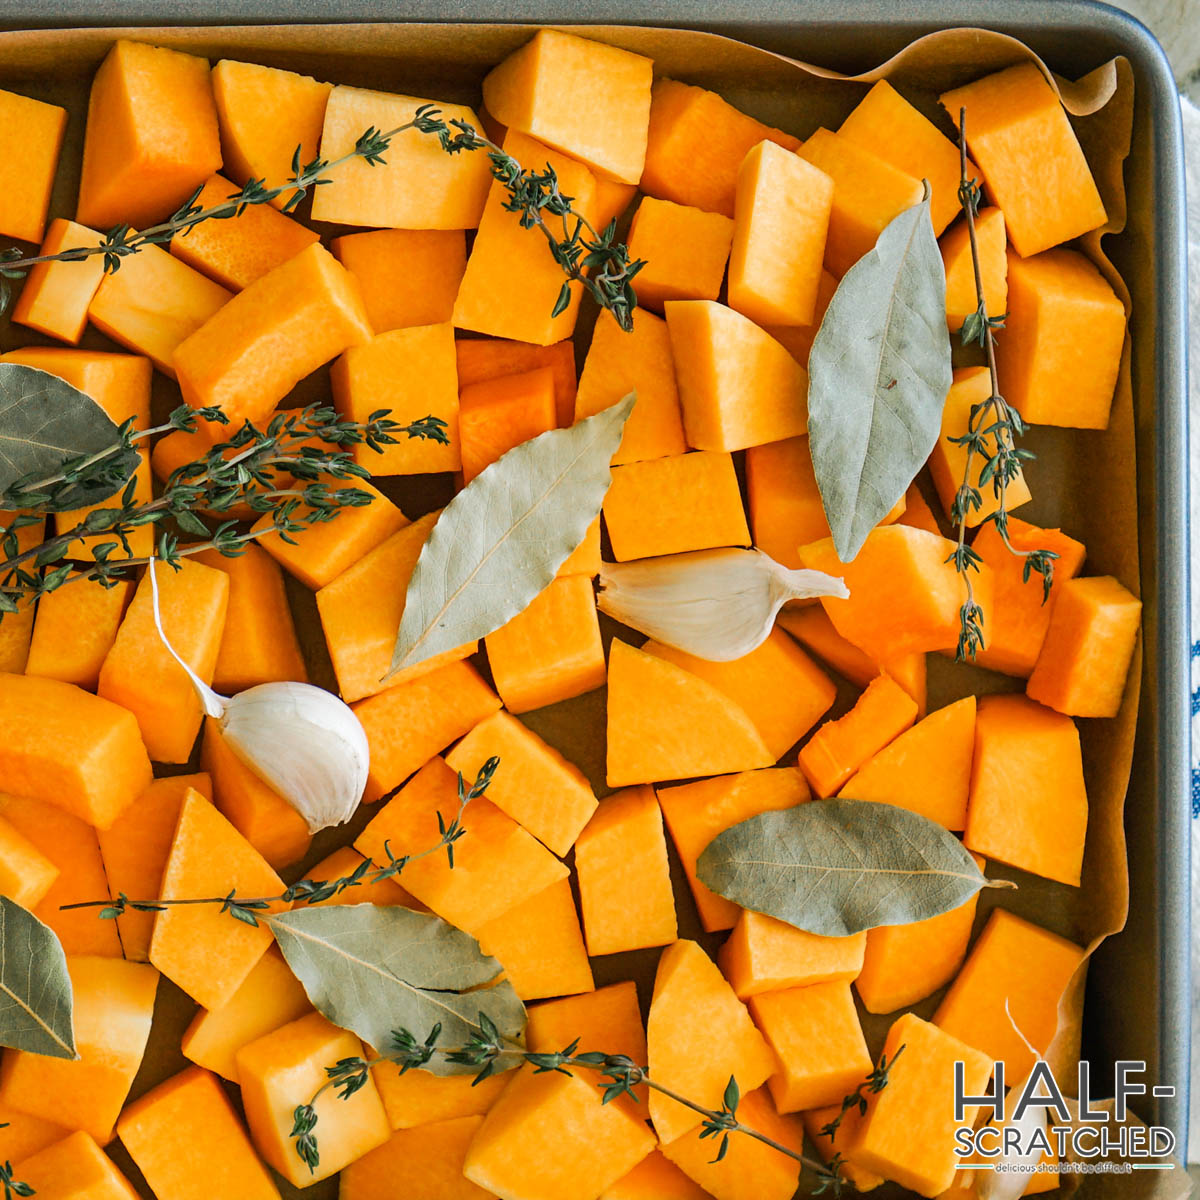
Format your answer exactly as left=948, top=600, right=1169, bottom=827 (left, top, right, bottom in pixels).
left=304, top=845, right=420, bottom=911
left=559, top=516, right=603, bottom=578
left=0, top=597, right=34, bottom=676
left=96, top=773, right=212, bottom=962
left=181, top=946, right=312, bottom=1083
left=941, top=208, right=1007, bottom=331
left=643, top=631, right=835, bottom=758
left=997, top=247, right=1126, bottom=429
left=0, top=814, right=60, bottom=911
left=604, top=451, right=750, bottom=562
left=576, top=786, right=676, bottom=956
left=313, top=87, right=493, bottom=228
left=749, top=982, right=873, bottom=1112
left=840, top=696, right=976, bottom=830
left=642, top=78, right=801, bottom=217
left=574, top=308, right=687, bottom=464
left=802, top=1104, right=884, bottom=1193
left=0, top=956, right=158, bottom=1144
left=118, top=1066, right=282, bottom=1200
left=899, top=483, right=942, bottom=536
left=458, top=365, right=556, bottom=482
left=934, top=908, right=1085, bottom=1080
left=0, top=673, right=152, bottom=829
left=77, top=41, right=221, bottom=230
left=11, top=220, right=105, bottom=342
left=333, top=229, right=466, bottom=332
left=355, top=757, right=567, bottom=936
left=648, top=939, right=776, bottom=1144
left=354, top=661, right=501, bottom=803
left=0, top=1110, right=69, bottom=1166
left=25, top=573, right=133, bottom=690
left=484, top=575, right=606, bottom=714
left=763, top=268, right=838, bottom=371
left=238, top=1012, right=390, bottom=1186
left=475, top=877, right=594, bottom=1001
left=465, top=1067, right=656, bottom=1199
left=798, top=673, right=917, bottom=798
left=169, top=173, right=319, bottom=290
left=455, top=336, right=578, bottom=430
left=446, top=710, right=597, bottom=857
left=796, top=129, right=924, bottom=277
left=373, top=1062, right=507, bottom=1132
left=940, top=63, right=1106, bottom=257
left=603, top=1151, right=711, bottom=1200
left=174, top=243, right=372, bottom=430
left=626, top=197, right=734, bottom=311
left=0, top=88, right=66, bottom=243
left=341, top=1115, right=492, bottom=1200
left=729, top=141, right=833, bottom=326
left=665, top=301, right=808, bottom=451
left=658, top=768, right=810, bottom=931
left=13, top=1131, right=139, bottom=1200
left=150, top=790, right=288, bottom=1011
left=720, top=909, right=865, bottom=999
left=606, top=640, right=772, bottom=786
left=964, top=694, right=1088, bottom=885
left=593, top=176, right=638, bottom=228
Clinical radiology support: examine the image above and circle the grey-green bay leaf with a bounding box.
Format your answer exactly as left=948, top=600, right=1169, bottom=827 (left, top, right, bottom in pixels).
left=268, top=904, right=525, bottom=1075
left=0, top=896, right=76, bottom=1059
left=807, top=193, right=952, bottom=562
left=387, top=395, right=635, bottom=678
left=0, top=364, right=140, bottom=512
left=696, top=799, right=1010, bottom=936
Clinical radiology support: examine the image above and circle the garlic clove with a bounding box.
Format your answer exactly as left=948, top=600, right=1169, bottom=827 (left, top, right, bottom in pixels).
left=598, top=547, right=849, bottom=662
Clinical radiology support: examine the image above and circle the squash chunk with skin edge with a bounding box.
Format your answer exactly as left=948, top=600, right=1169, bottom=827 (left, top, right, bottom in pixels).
left=372, top=1062, right=507, bottom=1132
left=603, top=1151, right=711, bottom=1200
left=11, top=219, right=106, bottom=343
left=941, top=207, right=1007, bottom=331
left=458, top=365, right=557, bottom=483
left=25, top=573, right=133, bottom=690
left=648, top=939, right=777, bottom=1145
left=151, top=790, right=290, bottom=1012
left=0, top=815, right=59, bottom=912
left=576, top=786, right=677, bottom=956
left=455, top=336, right=578, bottom=430
left=626, top=197, right=734, bottom=311
left=13, top=1131, right=140, bottom=1200
left=341, top=1115, right=493, bottom=1200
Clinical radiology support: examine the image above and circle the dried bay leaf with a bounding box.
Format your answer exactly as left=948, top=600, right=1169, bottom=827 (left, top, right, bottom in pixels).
left=696, top=799, right=1010, bottom=936
left=387, top=396, right=634, bottom=678
left=0, top=897, right=76, bottom=1059
left=268, top=904, right=525, bottom=1073
left=807, top=193, right=952, bottom=562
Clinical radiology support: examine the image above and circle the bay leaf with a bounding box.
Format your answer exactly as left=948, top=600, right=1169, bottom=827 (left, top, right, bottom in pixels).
left=807, top=192, right=952, bottom=562
left=696, top=799, right=1009, bottom=937
left=0, top=896, right=76, bottom=1059
left=0, top=364, right=140, bottom=511
left=268, top=904, right=525, bottom=1074
left=387, top=395, right=635, bottom=679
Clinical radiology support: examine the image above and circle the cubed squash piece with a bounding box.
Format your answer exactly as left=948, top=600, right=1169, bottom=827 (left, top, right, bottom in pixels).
left=238, top=1013, right=390, bottom=1186
left=729, top=141, right=833, bottom=326
left=749, top=982, right=873, bottom=1112
left=118, top=1066, right=282, bottom=1200
left=559, top=517, right=603, bottom=578
left=0, top=814, right=60, bottom=911
left=0, top=957, right=158, bottom=1144
left=0, top=596, right=34, bottom=676
left=25, top=573, right=133, bottom=690
left=802, top=1104, right=884, bottom=1193
left=941, top=207, right=1007, bottom=331
left=574, top=308, right=687, bottom=464
left=0, top=89, right=66, bottom=242
left=898, top=482, right=942, bottom=535
left=657, top=768, right=810, bottom=932
left=940, top=63, right=1106, bottom=257
left=371, top=1063, right=507, bottom=1132
left=11, top=220, right=105, bottom=343
left=934, top=909, right=1085, bottom=1080
left=720, top=909, right=865, bottom=999
left=0, top=1110, right=69, bottom=1167
left=665, top=301, right=808, bottom=451
left=576, top=786, right=677, bottom=956
left=964, top=694, right=1088, bottom=886
left=341, top=1115, right=493, bottom=1200
left=456, top=337, right=578, bottom=430
left=304, top=846, right=420, bottom=911
left=603, top=1151, right=711, bottom=1200
left=333, top=230, right=466, bottom=332
left=484, top=576, right=606, bottom=714
left=604, top=451, right=749, bottom=561
left=458, top=365, right=556, bottom=482
left=13, top=1132, right=139, bottom=1200
left=626, top=197, right=734, bottom=311
left=762, top=268, right=838, bottom=371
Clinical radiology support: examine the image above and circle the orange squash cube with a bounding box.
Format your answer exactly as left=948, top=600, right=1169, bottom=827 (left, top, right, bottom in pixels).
left=304, top=846, right=420, bottom=911
left=762, top=268, right=838, bottom=371
left=118, top=1066, right=282, bottom=1200
left=642, top=78, right=800, bottom=217
left=11, top=220, right=105, bottom=343
left=238, top=1012, right=390, bottom=1186
left=574, top=308, right=687, bottom=464
left=898, top=482, right=942, bottom=535
left=604, top=451, right=750, bottom=561
left=371, top=1063, right=507, bottom=1132
left=0, top=814, right=60, bottom=911
left=749, top=982, right=873, bottom=1112
left=941, top=207, right=1007, bottom=331
left=333, top=229, right=466, bottom=332
left=0, top=1110, right=69, bottom=1167
left=720, top=909, right=865, bottom=999
left=0, top=957, right=158, bottom=1144
left=0, top=598, right=33, bottom=676
left=484, top=575, right=606, bottom=714
left=665, top=300, right=808, bottom=451
left=341, top=1115, right=492, bottom=1200
left=445, top=710, right=598, bottom=856
left=603, top=1151, right=711, bottom=1200
left=964, top=694, right=1088, bottom=885
left=25, top=573, right=133, bottom=690
left=458, top=365, right=557, bottom=482
left=0, top=89, right=66, bottom=243
left=455, top=336, right=578, bottom=430
left=13, top=1131, right=139, bottom=1200
left=802, top=1103, right=884, bottom=1193
left=576, top=786, right=677, bottom=956
left=941, top=63, right=1106, bottom=257
left=626, top=197, right=734, bottom=311
left=559, top=517, right=603, bottom=578
left=77, top=41, right=221, bottom=231
left=729, top=141, right=833, bottom=326
left=657, top=768, right=810, bottom=932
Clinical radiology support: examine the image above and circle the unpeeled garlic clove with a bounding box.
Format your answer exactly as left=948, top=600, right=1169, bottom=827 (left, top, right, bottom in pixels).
left=598, top=547, right=849, bottom=662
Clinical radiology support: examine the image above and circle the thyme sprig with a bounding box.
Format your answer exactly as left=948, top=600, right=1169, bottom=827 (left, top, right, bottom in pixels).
left=948, top=110, right=1057, bottom=661
left=819, top=1045, right=906, bottom=1143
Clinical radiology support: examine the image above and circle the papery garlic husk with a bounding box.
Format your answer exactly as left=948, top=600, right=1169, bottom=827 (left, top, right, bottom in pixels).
left=598, top=547, right=849, bottom=662
left=148, top=559, right=368, bottom=833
